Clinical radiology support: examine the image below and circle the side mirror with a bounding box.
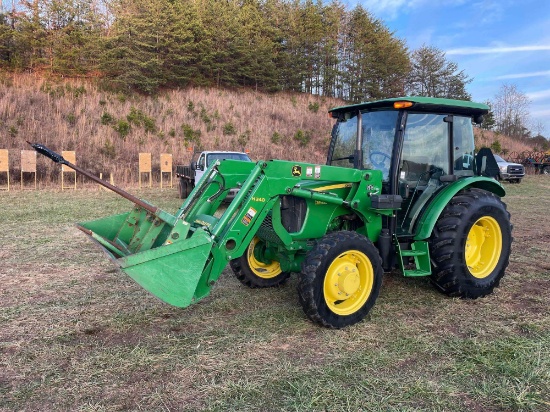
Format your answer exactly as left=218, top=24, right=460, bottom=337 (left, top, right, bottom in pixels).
left=473, top=114, right=484, bottom=124
left=191, top=161, right=197, bottom=171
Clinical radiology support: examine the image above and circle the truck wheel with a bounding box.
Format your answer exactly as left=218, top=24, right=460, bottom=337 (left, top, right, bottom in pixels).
left=298, top=231, right=383, bottom=328
left=230, top=237, right=290, bottom=288
left=542, top=166, right=550, bottom=175
left=178, top=179, right=191, bottom=199
left=429, top=188, right=512, bottom=299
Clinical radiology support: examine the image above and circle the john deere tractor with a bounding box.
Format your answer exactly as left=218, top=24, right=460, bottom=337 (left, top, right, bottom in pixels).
left=31, top=96, right=512, bottom=328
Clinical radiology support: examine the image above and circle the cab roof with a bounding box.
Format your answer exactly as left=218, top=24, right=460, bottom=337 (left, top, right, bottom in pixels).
left=329, top=96, right=489, bottom=117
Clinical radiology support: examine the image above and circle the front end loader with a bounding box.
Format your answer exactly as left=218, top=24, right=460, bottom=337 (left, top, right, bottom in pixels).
left=30, top=96, right=512, bottom=328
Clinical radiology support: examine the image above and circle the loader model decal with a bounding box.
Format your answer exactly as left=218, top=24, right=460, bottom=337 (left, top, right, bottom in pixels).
left=242, top=207, right=257, bottom=226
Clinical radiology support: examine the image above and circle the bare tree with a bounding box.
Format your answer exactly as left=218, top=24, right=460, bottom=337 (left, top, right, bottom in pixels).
left=531, top=120, right=546, bottom=138
left=491, top=84, right=531, bottom=139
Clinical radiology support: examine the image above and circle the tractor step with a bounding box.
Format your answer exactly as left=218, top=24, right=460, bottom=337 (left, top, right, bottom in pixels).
left=400, top=249, right=426, bottom=257
left=396, top=240, right=432, bottom=277
left=402, top=268, right=431, bottom=277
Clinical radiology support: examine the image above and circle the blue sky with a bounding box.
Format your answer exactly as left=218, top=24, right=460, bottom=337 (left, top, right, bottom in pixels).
left=344, top=0, right=550, bottom=137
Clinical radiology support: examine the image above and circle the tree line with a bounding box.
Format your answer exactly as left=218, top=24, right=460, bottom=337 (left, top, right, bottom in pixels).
left=4, top=0, right=542, bottom=142
left=0, top=0, right=472, bottom=102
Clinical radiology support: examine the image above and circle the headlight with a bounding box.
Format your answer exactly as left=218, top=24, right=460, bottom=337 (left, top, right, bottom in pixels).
left=499, top=165, right=507, bottom=172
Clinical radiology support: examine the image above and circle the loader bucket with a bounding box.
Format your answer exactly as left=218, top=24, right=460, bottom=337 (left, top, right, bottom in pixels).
left=27, top=142, right=232, bottom=308
left=77, top=207, right=214, bottom=307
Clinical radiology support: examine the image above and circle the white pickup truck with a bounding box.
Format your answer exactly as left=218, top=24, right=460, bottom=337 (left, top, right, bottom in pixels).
left=175, top=150, right=252, bottom=199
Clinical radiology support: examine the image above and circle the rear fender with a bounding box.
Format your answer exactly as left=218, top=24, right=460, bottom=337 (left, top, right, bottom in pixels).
left=413, top=177, right=505, bottom=240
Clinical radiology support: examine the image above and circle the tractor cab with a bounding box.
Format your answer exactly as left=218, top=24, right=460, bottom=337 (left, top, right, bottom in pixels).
left=327, top=97, right=489, bottom=236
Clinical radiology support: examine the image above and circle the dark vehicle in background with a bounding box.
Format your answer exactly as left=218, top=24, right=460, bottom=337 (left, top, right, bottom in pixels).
left=523, top=154, right=550, bottom=175
left=494, top=154, right=525, bottom=183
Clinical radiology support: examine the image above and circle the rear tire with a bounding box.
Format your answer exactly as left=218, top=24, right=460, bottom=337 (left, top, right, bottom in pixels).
left=429, top=188, right=512, bottom=299
left=178, top=179, right=191, bottom=199
left=230, top=237, right=290, bottom=288
left=298, top=231, right=383, bottom=328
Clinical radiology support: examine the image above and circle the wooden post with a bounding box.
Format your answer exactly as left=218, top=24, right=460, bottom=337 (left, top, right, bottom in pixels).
left=99, top=173, right=115, bottom=191
left=20, top=150, right=37, bottom=190
left=139, top=153, right=152, bottom=188
left=160, top=153, right=173, bottom=188
left=0, top=149, right=9, bottom=191
left=61, top=151, right=77, bottom=190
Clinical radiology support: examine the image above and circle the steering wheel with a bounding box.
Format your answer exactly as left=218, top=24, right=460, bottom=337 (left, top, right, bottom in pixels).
left=369, top=151, right=391, bottom=170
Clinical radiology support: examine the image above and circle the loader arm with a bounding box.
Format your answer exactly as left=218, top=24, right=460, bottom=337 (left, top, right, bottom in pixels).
left=78, top=158, right=388, bottom=308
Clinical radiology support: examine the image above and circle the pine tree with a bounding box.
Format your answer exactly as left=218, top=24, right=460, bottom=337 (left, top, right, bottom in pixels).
left=43, top=0, right=105, bottom=75
left=18, top=0, right=48, bottom=71
left=341, top=6, right=409, bottom=102
left=320, top=1, right=344, bottom=97
left=237, top=0, right=279, bottom=91
left=167, top=0, right=207, bottom=87
left=0, top=11, right=15, bottom=67
left=407, top=45, right=471, bottom=100
left=102, top=0, right=174, bottom=93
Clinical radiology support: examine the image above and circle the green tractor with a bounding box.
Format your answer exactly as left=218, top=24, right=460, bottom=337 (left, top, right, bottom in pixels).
left=30, top=97, right=512, bottom=328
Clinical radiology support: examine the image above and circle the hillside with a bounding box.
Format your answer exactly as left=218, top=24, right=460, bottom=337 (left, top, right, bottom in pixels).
left=0, top=75, right=535, bottom=186
left=0, top=75, right=344, bottom=185
left=474, top=128, right=533, bottom=158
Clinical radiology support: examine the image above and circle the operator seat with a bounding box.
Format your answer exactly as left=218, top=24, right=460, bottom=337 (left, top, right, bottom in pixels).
left=475, top=148, right=500, bottom=178
left=401, top=157, right=431, bottom=188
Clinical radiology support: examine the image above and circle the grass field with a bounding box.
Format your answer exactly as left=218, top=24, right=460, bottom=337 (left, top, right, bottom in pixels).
left=1, top=177, right=549, bottom=411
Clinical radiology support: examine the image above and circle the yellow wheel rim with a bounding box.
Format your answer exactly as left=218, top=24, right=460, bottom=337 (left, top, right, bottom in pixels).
left=465, top=216, right=502, bottom=279
left=247, top=237, right=282, bottom=279
left=323, top=250, right=374, bottom=316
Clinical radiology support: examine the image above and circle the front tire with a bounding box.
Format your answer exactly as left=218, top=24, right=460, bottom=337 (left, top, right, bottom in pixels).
left=429, top=188, right=512, bottom=299
left=230, top=237, right=290, bottom=288
left=298, top=231, right=383, bottom=328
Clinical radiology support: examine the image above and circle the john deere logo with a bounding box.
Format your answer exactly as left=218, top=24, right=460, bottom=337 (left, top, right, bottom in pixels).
left=292, top=165, right=302, bottom=176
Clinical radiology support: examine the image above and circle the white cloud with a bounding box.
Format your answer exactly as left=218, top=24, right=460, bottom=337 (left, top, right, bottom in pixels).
left=355, top=0, right=426, bottom=19
left=476, top=0, right=507, bottom=24
left=447, top=45, right=550, bottom=55
left=527, top=89, right=550, bottom=101
left=531, top=107, right=550, bottom=117
left=494, top=71, right=550, bottom=80
left=354, top=0, right=472, bottom=19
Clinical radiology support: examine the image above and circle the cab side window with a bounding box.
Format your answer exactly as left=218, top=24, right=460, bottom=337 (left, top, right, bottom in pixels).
left=198, top=154, right=205, bottom=170
left=453, top=116, right=475, bottom=175
left=401, top=113, right=449, bottom=187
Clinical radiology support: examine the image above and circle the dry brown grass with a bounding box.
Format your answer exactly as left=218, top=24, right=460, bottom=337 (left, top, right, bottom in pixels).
left=0, top=74, right=539, bottom=187
left=0, top=74, right=342, bottom=186
left=474, top=128, right=533, bottom=155
left=0, top=178, right=549, bottom=411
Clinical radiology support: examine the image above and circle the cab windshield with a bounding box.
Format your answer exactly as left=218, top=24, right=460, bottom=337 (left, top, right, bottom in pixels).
left=329, top=110, right=399, bottom=181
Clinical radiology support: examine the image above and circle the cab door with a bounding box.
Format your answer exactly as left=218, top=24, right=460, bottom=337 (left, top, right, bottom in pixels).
left=195, top=153, right=206, bottom=183
left=396, top=113, right=476, bottom=235
left=397, top=113, right=450, bottom=234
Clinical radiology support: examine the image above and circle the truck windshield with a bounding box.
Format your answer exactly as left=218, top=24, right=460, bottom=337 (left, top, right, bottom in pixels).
left=329, top=110, right=399, bottom=181
left=206, top=153, right=251, bottom=166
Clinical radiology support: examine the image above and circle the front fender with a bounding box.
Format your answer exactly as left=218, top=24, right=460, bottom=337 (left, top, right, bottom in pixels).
left=413, top=177, right=505, bottom=240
